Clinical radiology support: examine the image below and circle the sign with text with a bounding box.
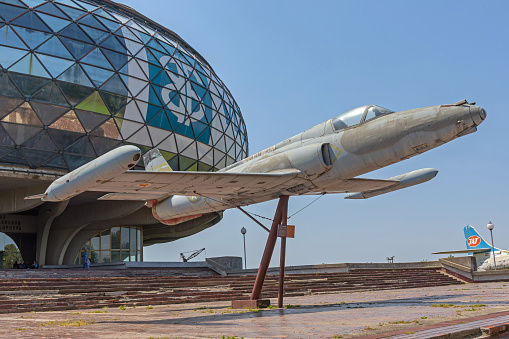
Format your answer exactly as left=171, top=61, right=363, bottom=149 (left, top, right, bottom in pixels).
left=0, top=214, right=38, bottom=233
left=277, top=224, right=295, bottom=238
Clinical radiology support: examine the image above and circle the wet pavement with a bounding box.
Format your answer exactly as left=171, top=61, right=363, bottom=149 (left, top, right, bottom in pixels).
left=2, top=281, right=509, bottom=338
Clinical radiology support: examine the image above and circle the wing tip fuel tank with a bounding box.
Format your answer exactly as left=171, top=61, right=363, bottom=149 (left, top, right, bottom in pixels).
left=344, top=168, right=438, bottom=199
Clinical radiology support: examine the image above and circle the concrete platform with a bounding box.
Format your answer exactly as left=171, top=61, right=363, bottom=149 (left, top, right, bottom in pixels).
left=0, top=281, right=508, bottom=338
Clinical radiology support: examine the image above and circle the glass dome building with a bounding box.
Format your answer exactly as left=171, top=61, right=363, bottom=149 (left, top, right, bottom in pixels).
left=0, top=0, right=248, bottom=172
left=0, top=0, right=249, bottom=266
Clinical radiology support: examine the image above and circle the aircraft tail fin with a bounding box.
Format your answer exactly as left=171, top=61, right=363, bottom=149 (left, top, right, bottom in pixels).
left=464, top=225, right=499, bottom=251
left=143, top=149, right=172, bottom=172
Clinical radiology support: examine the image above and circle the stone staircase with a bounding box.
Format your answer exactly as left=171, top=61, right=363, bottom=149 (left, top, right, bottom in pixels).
left=0, top=268, right=463, bottom=313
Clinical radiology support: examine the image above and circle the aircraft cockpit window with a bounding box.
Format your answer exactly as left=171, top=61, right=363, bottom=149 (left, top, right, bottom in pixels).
left=363, top=106, right=394, bottom=123
left=332, top=106, right=367, bottom=131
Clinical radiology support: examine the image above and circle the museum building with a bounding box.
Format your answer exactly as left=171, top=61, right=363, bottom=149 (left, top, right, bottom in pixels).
left=0, top=0, right=248, bottom=266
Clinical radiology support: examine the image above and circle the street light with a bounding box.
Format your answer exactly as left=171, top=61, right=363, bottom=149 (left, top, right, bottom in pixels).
left=241, top=227, right=247, bottom=269
left=487, top=221, right=496, bottom=270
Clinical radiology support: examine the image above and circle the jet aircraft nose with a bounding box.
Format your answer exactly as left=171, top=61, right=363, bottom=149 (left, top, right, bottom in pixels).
left=469, top=105, right=487, bottom=126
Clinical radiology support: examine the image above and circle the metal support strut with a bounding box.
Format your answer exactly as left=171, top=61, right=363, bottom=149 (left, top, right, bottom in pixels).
left=251, top=195, right=289, bottom=302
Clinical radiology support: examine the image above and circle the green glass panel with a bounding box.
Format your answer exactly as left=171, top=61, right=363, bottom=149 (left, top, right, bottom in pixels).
left=0, top=3, right=27, bottom=22
left=2, top=122, right=42, bottom=144
left=59, top=23, right=92, bottom=43
left=35, top=2, right=68, bottom=18
left=36, top=13, right=70, bottom=33
left=197, top=162, right=213, bottom=172
left=75, top=91, right=109, bottom=114
left=60, top=37, right=94, bottom=60
left=31, top=82, right=69, bottom=106
left=0, top=97, right=22, bottom=118
left=81, top=64, right=113, bottom=87
left=187, top=162, right=198, bottom=171
left=10, top=26, right=51, bottom=49
left=99, top=91, right=127, bottom=114
left=57, top=81, right=94, bottom=106
left=168, top=154, right=178, bottom=170
left=80, top=24, right=109, bottom=45
left=0, top=73, right=23, bottom=98
left=9, top=53, right=50, bottom=78
left=0, top=45, right=28, bottom=69
left=9, top=73, right=50, bottom=96
left=36, top=54, right=74, bottom=78
left=36, top=36, right=73, bottom=60
left=11, top=11, right=50, bottom=32
left=81, top=48, right=112, bottom=69
left=22, top=130, right=58, bottom=151
left=57, top=64, right=93, bottom=87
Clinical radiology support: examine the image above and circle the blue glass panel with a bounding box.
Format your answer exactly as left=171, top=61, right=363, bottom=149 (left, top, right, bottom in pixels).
left=0, top=25, right=27, bottom=49
left=95, top=15, right=119, bottom=32
left=21, top=0, right=45, bottom=7
left=80, top=24, right=109, bottom=44
left=101, top=48, right=127, bottom=70
left=92, top=7, right=118, bottom=23
left=11, top=25, right=51, bottom=49
left=99, top=73, right=128, bottom=96
left=2, top=0, right=26, bottom=7
left=37, top=53, right=74, bottom=77
left=0, top=45, right=28, bottom=68
left=57, top=63, right=93, bottom=87
left=0, top=3, right=27, bottom=21
left=78, top=13, right=106, bottom=30
left=53, top=3, right=85, bottom=21
left=11, top=11, right=50, bottom=32
left=37, top=12, right=70, bottom=32
left=59, top=23, right=93, bottom=43
left=73, top=0, right=97, bottom=12
left=146, top=38, right=167, bottom=55
left=35, top=2, right=68, bottom=18
left=35, top=35, right=73, bottom=59
left=81, top=48, right=112, bottom=70
left=99, top=34, right=125, bottom=51
left=81, top=64, right=113, bottom=87
left=9, top=53, right=50, bottom=78
left=60, top=36, right=94, bottom=60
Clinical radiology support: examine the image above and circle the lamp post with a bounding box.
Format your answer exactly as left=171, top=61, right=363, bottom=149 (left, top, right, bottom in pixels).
left=241, top=227, right=247, bottom=269
left=487, top=221, right=496, bottom=270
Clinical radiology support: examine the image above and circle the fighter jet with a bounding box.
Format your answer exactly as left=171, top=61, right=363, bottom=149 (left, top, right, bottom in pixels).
left=26, top=99, right=486, bottom=226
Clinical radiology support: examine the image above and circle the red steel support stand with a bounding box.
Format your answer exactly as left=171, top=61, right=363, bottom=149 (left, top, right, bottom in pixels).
left=278, top=197, right=288, bottom=308
left=250, top=195, right=289, bottom=301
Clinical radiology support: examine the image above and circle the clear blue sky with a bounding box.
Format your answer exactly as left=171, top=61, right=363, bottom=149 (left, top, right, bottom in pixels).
left=7, top=1, right=507, bottom=268
left=127, top=0, right=509, bottom=267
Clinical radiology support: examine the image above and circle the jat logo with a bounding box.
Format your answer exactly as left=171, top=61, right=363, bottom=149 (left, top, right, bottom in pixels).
left=467, top=236, right=481, bottom=247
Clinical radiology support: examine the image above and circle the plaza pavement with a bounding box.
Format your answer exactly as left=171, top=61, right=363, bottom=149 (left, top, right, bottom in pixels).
left=1, top=281, right=509, bottom=338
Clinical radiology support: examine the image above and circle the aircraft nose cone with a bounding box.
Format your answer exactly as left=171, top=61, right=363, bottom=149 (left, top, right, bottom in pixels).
left=469, top=105, right=486, bottom=126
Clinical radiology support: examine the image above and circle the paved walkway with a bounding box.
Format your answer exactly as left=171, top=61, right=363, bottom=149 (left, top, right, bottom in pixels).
left=1, top=281, right=509, bottom=338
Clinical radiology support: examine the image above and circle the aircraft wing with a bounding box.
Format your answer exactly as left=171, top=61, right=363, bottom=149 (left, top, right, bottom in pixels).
left=89, top=170, right=399, bottom=201
left=432, top=249, right=492, bottom=255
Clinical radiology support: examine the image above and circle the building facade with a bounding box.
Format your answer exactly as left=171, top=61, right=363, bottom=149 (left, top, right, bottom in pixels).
left=0, top=0, right=248, bottom=265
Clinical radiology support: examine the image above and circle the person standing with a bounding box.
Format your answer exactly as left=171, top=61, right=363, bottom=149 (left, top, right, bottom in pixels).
left=82, top=250, right=88, bottom=269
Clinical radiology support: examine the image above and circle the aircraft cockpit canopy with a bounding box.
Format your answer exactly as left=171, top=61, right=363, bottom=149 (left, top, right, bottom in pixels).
left=332, top=105, right=394, bottom=131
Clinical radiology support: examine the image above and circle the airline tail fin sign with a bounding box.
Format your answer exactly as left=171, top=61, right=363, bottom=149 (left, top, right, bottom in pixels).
left=143, top=149, right=173, bottom=172
left=464, top=225, right=500, bottom=251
